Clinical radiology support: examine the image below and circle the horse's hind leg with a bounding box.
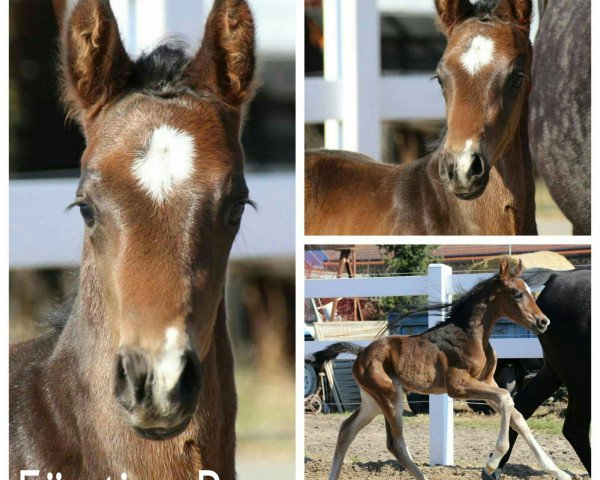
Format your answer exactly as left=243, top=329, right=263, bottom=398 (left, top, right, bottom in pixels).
left=562, top=390, right=590, bottom=474
left=328, top=389, right=380, bottom=480
left=382, top=383, right=427, bottom=480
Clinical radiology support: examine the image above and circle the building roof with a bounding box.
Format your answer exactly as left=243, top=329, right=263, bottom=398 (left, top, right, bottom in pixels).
left=305, top=244, right=591, bottom=273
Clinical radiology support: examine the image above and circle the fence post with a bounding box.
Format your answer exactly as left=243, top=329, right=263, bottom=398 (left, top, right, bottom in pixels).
left=337, top=0, right=381, bottom=160
left=322, top=0, right=342, bottom=150
left=427, top=263, right=454, bottom=466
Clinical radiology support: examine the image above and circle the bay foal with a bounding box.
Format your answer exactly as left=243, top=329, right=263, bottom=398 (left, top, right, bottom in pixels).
left=305, top=0, right=537, bottom=235
left=317, top=259, right=570, bottom=480
left=10, top=0, right=255, bottom=478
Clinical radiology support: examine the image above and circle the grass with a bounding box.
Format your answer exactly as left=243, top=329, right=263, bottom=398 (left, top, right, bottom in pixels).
left=236, top=365, right=295, bottom=461
left=324, top=403, right=565, bottom=436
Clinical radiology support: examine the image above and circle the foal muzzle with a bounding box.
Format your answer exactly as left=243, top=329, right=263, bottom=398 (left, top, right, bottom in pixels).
left=113, top=347, right=201, bottom=440
left=439, top=150, right=489, bottom=200
left=533, top=315, right=550, bottom=334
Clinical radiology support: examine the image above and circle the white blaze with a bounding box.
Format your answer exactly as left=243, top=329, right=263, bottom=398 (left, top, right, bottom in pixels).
left=132, top=125, right=195, bottom=204
left=461, top=35, right=494, bottom=75
left=155, top=327, right=186, bottom=410
left=456, top=139, right=475, bottom=182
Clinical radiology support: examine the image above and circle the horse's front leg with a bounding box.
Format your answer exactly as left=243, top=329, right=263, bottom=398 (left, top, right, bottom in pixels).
left=445, top=370, right=513, bottom=475
left=483, top=380, right=571, bottom=480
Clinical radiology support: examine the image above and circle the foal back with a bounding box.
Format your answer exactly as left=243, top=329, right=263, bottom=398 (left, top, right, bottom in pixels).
left=305, top=149, right=528, bottom=235
left=305, top=150, right=410, bottom=235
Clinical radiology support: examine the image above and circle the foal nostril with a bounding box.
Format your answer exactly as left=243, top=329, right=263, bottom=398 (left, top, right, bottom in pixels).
left=172, top=351, right=201, bottom=405
left=539, top=317, right=550, bottom=328
left=467, top=153, right=485, bottom=179
left=113, top=349, right=152, bottom=410
left=439, top=157, right=455, bottom=181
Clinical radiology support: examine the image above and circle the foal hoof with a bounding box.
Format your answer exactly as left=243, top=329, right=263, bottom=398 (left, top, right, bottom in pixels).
left=481, top=468, right=501, bottom=480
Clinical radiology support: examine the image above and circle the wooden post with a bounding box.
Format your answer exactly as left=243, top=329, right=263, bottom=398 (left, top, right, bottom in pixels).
left=322, top=0, right=381, bottom=159
left=428, top=264, right=454, bottom=466
left=331, top=249, right=350, bottom=322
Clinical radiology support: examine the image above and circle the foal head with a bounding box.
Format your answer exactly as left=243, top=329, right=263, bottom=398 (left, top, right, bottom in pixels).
left=434, top=0, right=532, bottom=199
left=61, top=0, right=255, bottom=440
left=495, top=257, right=549, bottom=334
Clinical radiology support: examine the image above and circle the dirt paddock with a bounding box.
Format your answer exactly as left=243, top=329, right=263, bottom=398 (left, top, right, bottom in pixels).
left=305, top=408, right=588, bottom=480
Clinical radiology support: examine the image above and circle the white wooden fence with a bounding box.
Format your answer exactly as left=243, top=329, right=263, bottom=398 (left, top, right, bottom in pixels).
left=304, top=264, right=544, bottom=466
left=9, top=173, right=294, bottom=268
left=306, top=0, right=541, bottom=160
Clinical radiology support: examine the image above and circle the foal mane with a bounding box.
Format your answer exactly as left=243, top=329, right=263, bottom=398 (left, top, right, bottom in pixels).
left=378, top=274, right=500, bottom=338
left=129, top=41, right=193, bottom=98
left=61, top=40, right=211, bottom=120
left=469, top=0, right=502, bottom=21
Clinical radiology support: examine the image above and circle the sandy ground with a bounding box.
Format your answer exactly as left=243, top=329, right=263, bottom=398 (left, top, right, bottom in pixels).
left=237, top=369, right=295, bottom=479
left=305, top=411, right=588, bottom=480
left=535, top=180, right=572, bottom=235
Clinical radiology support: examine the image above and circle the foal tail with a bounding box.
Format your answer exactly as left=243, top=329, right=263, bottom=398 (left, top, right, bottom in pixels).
left=312, top=342, right=364, bottom=369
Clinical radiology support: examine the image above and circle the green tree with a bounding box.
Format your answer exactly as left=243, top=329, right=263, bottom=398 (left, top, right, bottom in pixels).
left=377, top=245, right=442, bottom=313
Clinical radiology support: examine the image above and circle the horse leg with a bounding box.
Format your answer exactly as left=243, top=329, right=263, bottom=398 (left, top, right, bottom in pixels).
left=445, top=370, right=514, bottom=474
left=328, top=388, right=380, bottom=480
left=496, top=363, right=561, bottom=473
left=562, top=391, right=591, bottom=474
left=382, top=383, right=427, bottom=480
left=484, top=379, right=571, bottom=480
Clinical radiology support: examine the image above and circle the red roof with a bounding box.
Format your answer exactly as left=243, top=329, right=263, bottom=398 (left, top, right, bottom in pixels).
left=305, top=244, right=590, bottom=270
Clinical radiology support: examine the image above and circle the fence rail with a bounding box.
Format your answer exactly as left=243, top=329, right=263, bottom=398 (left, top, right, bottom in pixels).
left=9, top=172, right=295, bottom=269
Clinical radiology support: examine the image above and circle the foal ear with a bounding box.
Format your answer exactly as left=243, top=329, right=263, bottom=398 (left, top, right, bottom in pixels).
left=504, top=0, right=532, bottom=32
left=434, top=0, right=473, bottom=35
left=61, top=0, right=132, bottom=123
left=187, top=0, right=256, bottom=109
left=514, top=259, right=523, bottom=277
left=499, top=257, right=510, bottom=281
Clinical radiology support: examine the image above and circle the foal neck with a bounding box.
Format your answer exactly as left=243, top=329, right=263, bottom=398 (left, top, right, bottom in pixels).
left=480, top=104, right=536, bottom=233
left=454, top=283, right=503, bottom=347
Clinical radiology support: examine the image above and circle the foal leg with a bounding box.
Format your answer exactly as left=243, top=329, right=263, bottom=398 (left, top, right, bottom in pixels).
left=328, top=388, right=380, bottom=480
left=382, top=383, right=427, bottom=480
left=445, top=370, right=513, bottom=474
left=497, top=362, right=561, bottom=472
left=484, top=380, right=571, bottom=480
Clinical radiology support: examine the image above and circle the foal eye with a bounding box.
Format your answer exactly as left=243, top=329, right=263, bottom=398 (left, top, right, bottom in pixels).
left=432, top=74, right=444, bottom=89
left=509, top=72, right=525, bottom=89
left=78, top=203, right=96, bottom=227
left=229, top=202, right=246, bottom=224
left=514, top=291, right=524, bottom=300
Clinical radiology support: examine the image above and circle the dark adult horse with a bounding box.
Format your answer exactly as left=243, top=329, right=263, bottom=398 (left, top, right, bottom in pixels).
left=10, top=0, right=256, bottom=478
left=305, top=0, right=538, bottom=235
left=490, top=268, right=591, bottom=479
left=529, top=1, right=590, bottom=235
